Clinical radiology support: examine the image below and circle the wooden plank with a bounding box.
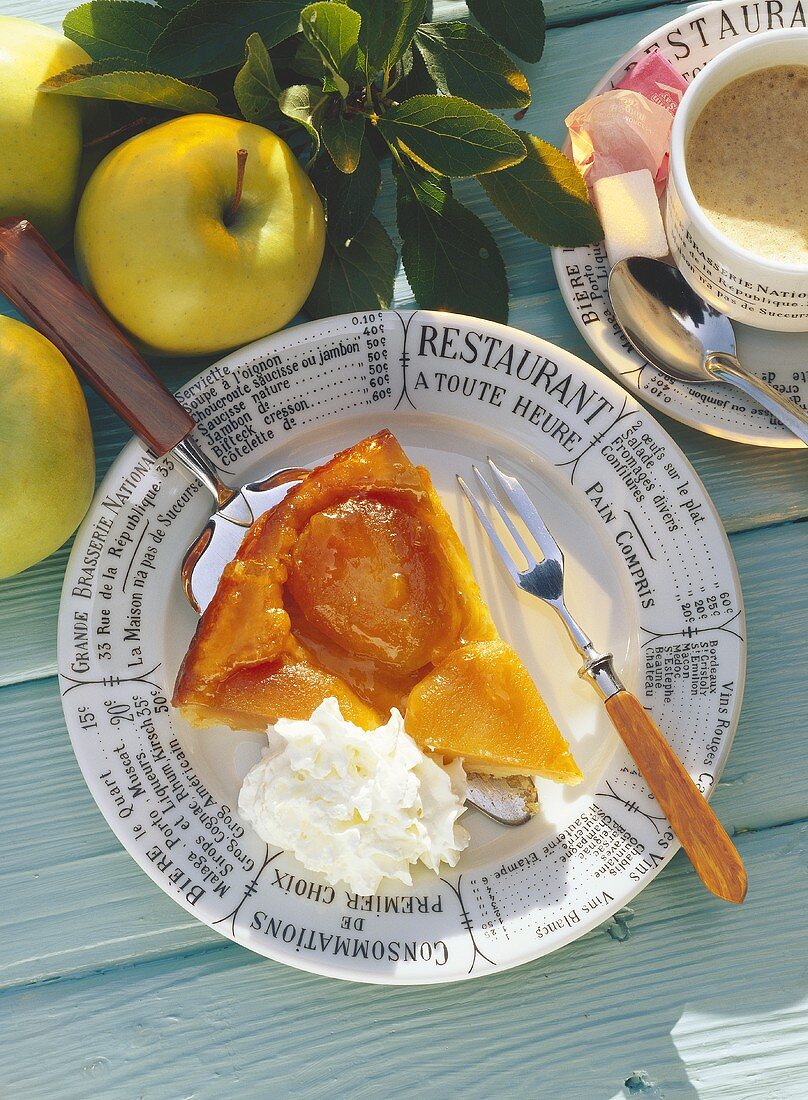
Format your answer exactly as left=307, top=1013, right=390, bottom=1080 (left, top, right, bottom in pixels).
left=25, top=0, right=676, bottom=36
left=2, top=819, right=807, bottom=1100
left=0, top=675, right=219, bottom=989
left=1, top=519, right=805, bottom=989
left=709, top=523, right=808, bottom=831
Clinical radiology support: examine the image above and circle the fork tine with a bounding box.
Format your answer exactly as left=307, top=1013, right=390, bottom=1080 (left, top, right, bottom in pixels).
left=456, top=475, right=521, bottom=584
left=486, top=457, right=563, bottom=565
left=471, top=465, right=536, bottom=568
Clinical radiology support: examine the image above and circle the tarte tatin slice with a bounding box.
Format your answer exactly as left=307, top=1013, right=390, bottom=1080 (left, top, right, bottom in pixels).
left=173, top=430, right=581, bottom=785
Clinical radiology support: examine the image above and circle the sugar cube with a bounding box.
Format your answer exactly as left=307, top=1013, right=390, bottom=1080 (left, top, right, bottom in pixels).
left=592, top=170, right=669, bottom=268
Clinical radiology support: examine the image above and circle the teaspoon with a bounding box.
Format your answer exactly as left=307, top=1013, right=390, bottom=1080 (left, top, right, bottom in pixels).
left=608, top=257, right=808, bottom=446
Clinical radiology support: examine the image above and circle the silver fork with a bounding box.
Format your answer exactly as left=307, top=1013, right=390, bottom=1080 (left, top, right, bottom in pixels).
left=459, top=459, right=748, bottom=904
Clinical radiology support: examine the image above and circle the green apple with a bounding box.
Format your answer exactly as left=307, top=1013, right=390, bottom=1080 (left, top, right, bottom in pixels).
left=75, top=114, right=326, bottom=356
left=0, top=17, right=91, bottom=247
left=0, top=316, right=95, bottom=579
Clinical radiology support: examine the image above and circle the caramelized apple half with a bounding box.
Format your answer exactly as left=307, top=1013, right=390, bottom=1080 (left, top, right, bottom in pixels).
left=173, top=430, right=580, bottom=785
left=287, top=495, right=462, bottom=673
left=407, top=641, right=582, bottom=783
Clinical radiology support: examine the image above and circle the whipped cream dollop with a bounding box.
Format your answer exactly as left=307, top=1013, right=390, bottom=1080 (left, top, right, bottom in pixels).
left=238, top=697, right=470, bottom=896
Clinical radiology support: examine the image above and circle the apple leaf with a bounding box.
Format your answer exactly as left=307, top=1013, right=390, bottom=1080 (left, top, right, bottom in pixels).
left=395, top=164, right=508, bottom=322
left=40, top=61, right=219, bottom=112
left=149, top=0, right=308, bottom=79
left=152, top=0, right=187, bottom=9
left=309, top=139, right=381, bottom=239
left=293, top=36, right=328, bottom=82
left=414, top=23, right=530, bottom=109
left=234, top=33, right=281, bottom=124
left=376, top=95, right=525, bottom=179
left=466, top=0, right=546, bottom=64
left=477, top=132, right=602, bottom=246
left=300, top=2, right=361, bottom=99
left=322, top=112, right=365, bottom=174
left=394, top=45, right=415, bottom=84
left=384, top=0, right=428, bottom=71
left=349, top=0, right=400, bottom=77
left=347, top=0, right=426, bottom=77
left=392, top=46, right=436, bottom=98
left=306, top=215, right=396, bottom=317
left=278, top=83, right=330, bottom=157
left=63, top=1, right=170, bottom=64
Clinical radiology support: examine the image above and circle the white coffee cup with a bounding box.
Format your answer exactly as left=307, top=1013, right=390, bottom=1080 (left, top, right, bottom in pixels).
left=666, top=29, right=808, bottom=332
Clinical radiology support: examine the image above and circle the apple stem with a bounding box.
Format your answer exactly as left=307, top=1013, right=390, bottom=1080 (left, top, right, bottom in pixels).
left=224, top=149, right=248, bottom=227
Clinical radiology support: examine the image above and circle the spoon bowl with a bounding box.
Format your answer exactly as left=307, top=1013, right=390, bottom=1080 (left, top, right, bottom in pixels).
left=608, top=257, right=808, bottom=445
left=608, top=257, right=736, bottom=382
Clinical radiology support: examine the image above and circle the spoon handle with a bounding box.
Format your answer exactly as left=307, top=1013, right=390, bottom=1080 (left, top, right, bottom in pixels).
left=707, top=352, right=808, bottom=446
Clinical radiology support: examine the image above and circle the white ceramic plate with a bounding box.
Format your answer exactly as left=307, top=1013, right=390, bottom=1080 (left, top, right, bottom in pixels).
left=59, top=310, right=745, bottom=984
left=551, top=0, right=808, bottom=448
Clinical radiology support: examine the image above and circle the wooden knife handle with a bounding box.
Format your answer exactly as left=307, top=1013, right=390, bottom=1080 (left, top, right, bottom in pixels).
left=605, top=690, right=747, bottom=903
left=0, top=218, right=195, bottom=457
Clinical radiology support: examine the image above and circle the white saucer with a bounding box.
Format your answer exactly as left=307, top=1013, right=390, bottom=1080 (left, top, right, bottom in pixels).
left=551, top=0, right=808, bottom=448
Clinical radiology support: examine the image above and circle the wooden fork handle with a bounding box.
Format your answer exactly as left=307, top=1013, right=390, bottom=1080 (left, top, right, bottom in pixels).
left=604, top=690, right=747, bottom=903
left=0, top=217, right=195, bottom=457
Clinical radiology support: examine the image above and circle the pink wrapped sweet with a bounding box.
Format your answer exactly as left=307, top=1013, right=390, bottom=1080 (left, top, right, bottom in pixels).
left=615, top=51, right=688, bottom=116
left=565, top=89, right=673, bottom=194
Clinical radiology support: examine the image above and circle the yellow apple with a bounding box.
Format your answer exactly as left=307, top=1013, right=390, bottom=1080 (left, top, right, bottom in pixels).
left=0, top=316, right=95, bottom=579
left=75, top=114, right=326, bottom=356
left=0, top=17, right=91, bottom=247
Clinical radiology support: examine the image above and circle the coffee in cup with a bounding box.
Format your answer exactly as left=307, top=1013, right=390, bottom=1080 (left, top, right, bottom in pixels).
left=685, top=65, right=808, bottom=266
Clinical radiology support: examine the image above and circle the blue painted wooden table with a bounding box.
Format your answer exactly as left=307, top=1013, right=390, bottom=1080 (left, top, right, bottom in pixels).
left=2, top=2, right=807, bottom=1096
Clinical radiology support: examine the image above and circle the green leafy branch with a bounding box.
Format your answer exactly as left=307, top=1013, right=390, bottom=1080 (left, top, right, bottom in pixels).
left=43, top=0, right=601, bottom=322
